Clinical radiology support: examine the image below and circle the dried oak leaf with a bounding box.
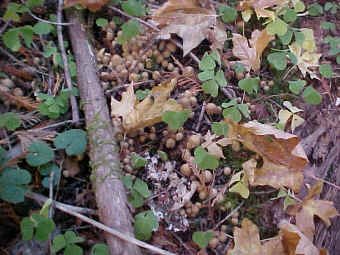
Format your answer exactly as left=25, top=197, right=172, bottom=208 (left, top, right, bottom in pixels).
left=279, top=220, right=327, bottom=255
left=111, top=79, right=182, bottom=133
left=201, top=131, right=231, bottom=159
left=152, top=0, right=227, bottom=56
left=289, top=42, right=321, bottom=80
left=289, top=181, right=339, bottom=241
left=228, top=218, right=285, bottom=255
left=238, top=0, right=284, bottom=20
left=63, top=0, right=109, bottom=12
left=231, top=29, right=274, bottom=73
left=226, top=119, right=308, bottom=192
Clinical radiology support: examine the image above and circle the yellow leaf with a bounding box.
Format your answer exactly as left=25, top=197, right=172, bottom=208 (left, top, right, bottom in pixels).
left=229, top=180, right=250, bottom=199
left=111, top=79, right=183, bottom=133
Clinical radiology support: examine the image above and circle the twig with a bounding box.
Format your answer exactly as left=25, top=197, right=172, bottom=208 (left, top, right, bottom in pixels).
left=49, top=171, right=55, bottom=219
left=0, top=19, right=11, bottom=37
left=305, top=172, right=340, bottom=191
left=214, top=201, right=244, bottom=230
left=108, top=5, right=200, bottom=64
left=27, top=191, right=175, bottom=255
left=26, top=191, right=98, bottom=215
left=57, top=0, right=80, bottom=123
left=195, top=101, right=206, bottom=132
left=170, top=232, right=195, bottom=255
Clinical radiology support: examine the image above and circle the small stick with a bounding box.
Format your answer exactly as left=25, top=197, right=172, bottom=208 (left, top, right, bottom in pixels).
left=26, top=192, right=175, bottom=255
left=195, top=101, right=206, bottom=132
left=57, top=0, right=80, bottom=124
left=214, top=201, right=244, bottom=230
left=0, top=19, right=11, bottom=37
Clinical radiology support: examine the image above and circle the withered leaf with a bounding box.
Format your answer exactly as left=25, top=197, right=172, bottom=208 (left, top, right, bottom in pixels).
left=226, top=119, right=308, bottom=192
left=152, top=0, right=227, bottom=56
left=63, top=0, right=109, bottom=12
left=232, top=29, right=274, bottom=72
left=111, top=79, right=182, bottom=133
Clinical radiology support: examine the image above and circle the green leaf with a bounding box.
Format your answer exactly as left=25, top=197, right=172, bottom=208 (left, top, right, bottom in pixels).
left=232, top=62, right=245, bottom=74
left=52, top=234, right=67, bottom=253
left=0, top=112, right=21, bottom=131
left=319, top=64, right=333, bottom=78
left=211, top=122, right=229, bottom=136
left=19, top=26, right=34, bottom=48
left=210, top=51, right=221, bottom=66
left=3, top=29, right=21, bottom=51
left=135, top=89, right=150, bottom=100
left=237, top=104, right=250, bottom=118
left=288, top=79, right=306, bottom=95
left=27, top=0, right=44, bottom=9
left=64, top=244, right=83, bottom=255
left=266, top=18, right=288, bottom=36
left=238, top=77, right=259, bottom=94
left=26, top=141, right=54, bottom=166
left=0, top=146, right=8, bottom=167
left=324, top=2, right=334, bottom=11
left=33, top=22, right=54, bottom=35
left=194, top=146, right=219, bottom=170
left=294, top=1, right=305, bottom=12
left=40, top=199, right=52, bottom=219
left=283, top=195, right=296, bottom=211
left=215, top=70, right=227, bottom=87
left=199, top=53, right=216, bottom=70
left=117, top=19, right=141, bottom=44
left=279, top=29, right=293, bottom=45
left=192, top=231, right=214, bottom=249
left=121, top=0, right=146, bottom=17
left=157, top=150, right=168, bottom=161
left=128, top=189, right=144, bottom=208
left=302, top=86, right=322, bottom=105
left=219, top=5, right=238, bottom=23
left=294, top=31, right=305, bottom=46
left=96, top=18, right=108, bottom=27
left=162, top=110, right=189, bottom=130
left=283, top=8, right=297, bottom=23
left=21, top=217, right=34, bottom=241
left=202, top=80, right=219, bottom=97
left=308, top=3, right=323, bottom=16
left=122, top=176, right=133, bottom=190
left=320, top=21, right=335, bottom=31
left=229, top=181, right=249, bottom=199
left=223, top=107, right=242, bottom=123
left=64, top=231, right=85, bottom=244
left=287, top=52, right=297, bottom=65
left=91, top=244, right=109, bottom=255
left=131, top=152, right=147, bottom=168
left=337, top=55, right=340, bottom=65
left=35, top=219, right=56, bottom=242
left=198, top=70, right=215, bottom=81
left=43, top=42, right=57, bottom=58
left=133, top=178, right=151, bottom=198
left=54, top=129, right=87, bottom=156
left=3, top=3, right=25, bottom=22
left=267, top=52, right=287, bottom=70
left=134, top=210, right=158, bottom=241
left=221, top=98, right=238, bottom=108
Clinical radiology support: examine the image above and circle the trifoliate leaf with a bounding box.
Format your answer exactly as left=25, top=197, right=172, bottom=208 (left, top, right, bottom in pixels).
left=202, top=80, right=219, bottom=97
left=199, top=53, right=216, bottom=70
left=134, top=210, right=158, bottom=241
left=219, top=5, right=238, bottom=23
left=215, top=70, right=227, bottom=87
left=212, top=122, right=229, bottom=136
left=266, top=18, right=288, bottom=36
left=192, top=231, right=214, bottom=249
left=133, top=178, right=151, bottom=198
left=194, top=146, right=219, bottom=170
left=96, top=18, right=108, bottom=27
left=288, top=79, right=306, bottom=95
left=117, top=19, right=141, bottom=44
left=267, top=52, right=287, bottom=70
left=33, top=22, right=54, bottom=35
left=198, top=70, right=215, bottom=81
left=91, top=244, right=109, bottom=255
left=21, top=217, right=34, bottom=241
left=238, top=77, right=259, bottom=94
left=35, top=219, right=56, bottom=242
left=223, top=107, right=242, bottom=123
left=162, top=110, right=189, bottom=130
left=54, top=129, right=87, bottom=156
left=64, top=231, right=85, bottom=244
left=52, top=234, right=67, bottom=253
left=0, top=112, right=21, bottom=131
left=319, top=64, right=333, bottom=78
left=26, top=141, right=54, bottom=167
left=131, top=152, right=147, bottom=168
left=121, top=0, right=146, bottom=17
left=302, top=86, right=322, bottom=105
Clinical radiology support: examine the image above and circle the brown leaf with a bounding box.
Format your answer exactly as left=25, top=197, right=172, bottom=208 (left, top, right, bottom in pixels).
left=226, top=119, right=308, bottom=192
left=111, top=79, right=182, bottom=133
left=152, top=0, right=227, bottom=56
left=292, top=182, right=339, bottom=240
left=231, top=29, right=274, bottom=72
left=279, top=221, right=323, bottom=255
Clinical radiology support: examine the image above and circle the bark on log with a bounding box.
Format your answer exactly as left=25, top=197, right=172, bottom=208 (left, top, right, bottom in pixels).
left=66, top=9, right=141, bottom=255
left=297, top=102, right=340, bottom=255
